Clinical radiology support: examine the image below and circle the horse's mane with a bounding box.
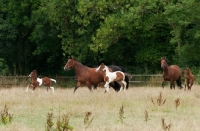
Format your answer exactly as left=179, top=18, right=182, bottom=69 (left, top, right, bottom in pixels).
left=68, top=56, right=88, bottom=68
left=68, top=56, right=78, bottom=61
left=32, top=70, right=38, bottom=77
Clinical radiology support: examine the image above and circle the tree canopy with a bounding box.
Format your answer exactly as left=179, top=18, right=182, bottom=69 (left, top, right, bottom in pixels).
left=0, top=0, right=200, bottom=76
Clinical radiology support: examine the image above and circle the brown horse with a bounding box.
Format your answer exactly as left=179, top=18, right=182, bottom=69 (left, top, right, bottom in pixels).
left=184, top=68, right=194, bottom=91
left=161, top=57, right=183, bottom=89
left=64, top=56, right=104, bottom=93
left=26, top=70, right=56, bottom=93
left=95, top=63, right=127, bottom=93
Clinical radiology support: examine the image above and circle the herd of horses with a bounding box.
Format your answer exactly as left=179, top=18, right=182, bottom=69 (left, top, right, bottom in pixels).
left=26, top=56, right=195, bottom=93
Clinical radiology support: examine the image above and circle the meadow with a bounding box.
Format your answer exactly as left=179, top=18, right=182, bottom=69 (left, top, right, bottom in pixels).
left=0, top=85, right=200, bottom=131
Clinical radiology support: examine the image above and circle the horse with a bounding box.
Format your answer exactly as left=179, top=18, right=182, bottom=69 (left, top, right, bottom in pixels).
left=26, top=70, right=56, bottom=93
left=184, top=68, right=194, bottom=91
left=64, top=56, right=130, bottom=93
left=94, top=65, right=130, bottom=91
left=95, top=63, right=127, bottom=93
left=64, top=56, right=105, bottom=93
left=161, top=57, right=183, bottom=89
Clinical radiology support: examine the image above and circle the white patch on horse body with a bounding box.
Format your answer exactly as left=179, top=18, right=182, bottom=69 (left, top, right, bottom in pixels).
left=37, top=78, right=43, bottom=86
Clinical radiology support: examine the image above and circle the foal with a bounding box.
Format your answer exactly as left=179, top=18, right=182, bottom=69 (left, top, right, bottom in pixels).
left=184, top=68, right=194, bottom=91
left=26, top=70, right=56, bottom=93
left=96, top=63, right=127, bottom=93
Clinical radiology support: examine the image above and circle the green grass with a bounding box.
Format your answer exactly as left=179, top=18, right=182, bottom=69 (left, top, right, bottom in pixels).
left=0, top=85, right=200, bottom=131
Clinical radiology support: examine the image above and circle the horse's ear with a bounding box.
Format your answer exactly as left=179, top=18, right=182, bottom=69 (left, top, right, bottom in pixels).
left=68, top=56, right=72, bottom=59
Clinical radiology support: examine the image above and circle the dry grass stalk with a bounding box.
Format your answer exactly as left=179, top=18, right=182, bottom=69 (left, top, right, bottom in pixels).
left=144, top=110, right=149, bottom=123
left=157, top=92, right=166, bottom=106
left=151, top=97, right=155, bottom=105
left=161, top=118, right=171, bottom=131
left=175, top=98, right=180, bottom=111
left=194, top=93, right=200, bottom=98
left=56, top=113, right=73, bottom=131
left=84, top=111, right=93, bottom=129
left=45, top=112, right=54, bottom=131
left=0, top=104, right=13, bottom=124
left=118, top=105, right=125, bottom=125
left=151, top=92, right=166, bottom=106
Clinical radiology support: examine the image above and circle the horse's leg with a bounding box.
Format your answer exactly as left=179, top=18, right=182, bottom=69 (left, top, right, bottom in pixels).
left=184, top=80, right=187, bottom=91
left=187, top=81, right=190, bottom=90
left=93, top=85, right=97, bottom=90
left=26, top=84, right=30, bottom=92
left=115, top=81, right=122, bottom=92
left=50, top=86, right=54, bottom=93
left=104, top=82, right=110, bottom=93
left=32, top=86, right=36, bottom=93
left=177, top=77, right=183, bottom=89
left=85, top=81, right=92, bottom=92
left=121, top=80, right=127, bottom=92
left=162, top=79, right=165, bottom=88
left=190, top=80, right=194, bottom=91
left=169, top=80, right=174, bottom=89
left=74, top=82, right=81, bottom=93
left=189, top=79, right=193, bottom=91
left=172, top=81, right=175, bottom=89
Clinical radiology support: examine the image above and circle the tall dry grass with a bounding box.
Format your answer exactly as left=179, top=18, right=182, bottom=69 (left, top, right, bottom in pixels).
left=0, top=85, right=200, bottom=131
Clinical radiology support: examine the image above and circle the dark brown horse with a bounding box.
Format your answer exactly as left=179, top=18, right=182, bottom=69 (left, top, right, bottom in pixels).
left=184, top=68, right=194, bottom=91
left=64, top=56, right=130, bottom=93
left=161, top=57, right=183, bottom=89
left=26, top=70, right=56, bottom=93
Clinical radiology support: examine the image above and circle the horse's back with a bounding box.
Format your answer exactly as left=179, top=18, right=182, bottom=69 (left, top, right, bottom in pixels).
left=87, top=68, right=104, bottom=84
left=168, top=65, right=182, bottom=82
left=170, top=65, right=182, bottom=74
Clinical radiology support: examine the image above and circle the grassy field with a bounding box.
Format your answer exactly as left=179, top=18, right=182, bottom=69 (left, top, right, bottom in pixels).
left=0, top=85, right=200, bottom=131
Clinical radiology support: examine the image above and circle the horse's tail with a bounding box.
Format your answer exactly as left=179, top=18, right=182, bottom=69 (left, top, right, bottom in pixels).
left=50, top=78, right=56, bottom=83
left=176, top=77, right=183, bottom=89
left=124, top=72, right=133, bottom=79
left=124, top=75, right=129, bottom=89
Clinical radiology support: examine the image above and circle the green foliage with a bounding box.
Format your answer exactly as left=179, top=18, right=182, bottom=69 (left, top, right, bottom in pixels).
left=1, top=0, right=200, bottom=75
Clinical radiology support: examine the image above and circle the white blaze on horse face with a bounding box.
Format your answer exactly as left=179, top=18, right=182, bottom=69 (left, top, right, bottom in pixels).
left=103, top=66, right=110, bottom=73
left=95, top=66, right=101, bottom=72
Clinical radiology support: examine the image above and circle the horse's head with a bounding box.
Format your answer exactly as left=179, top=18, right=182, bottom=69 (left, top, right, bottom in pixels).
left=95, top=63, right=106, bottom=72
left=161, top=57, right=168, bottom=69
left=28, top=70, right=37, bottom=78
left=64, top=56, right=75, bottom=70
left=184, top=68, right=190, bottom=75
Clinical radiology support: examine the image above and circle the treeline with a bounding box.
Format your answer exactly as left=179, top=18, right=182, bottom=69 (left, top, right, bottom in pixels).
left=1, top=0, right=200, bottom=76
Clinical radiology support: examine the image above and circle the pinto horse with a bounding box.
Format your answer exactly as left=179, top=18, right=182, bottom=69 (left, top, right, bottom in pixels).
left=26, top=70, right=56, bottom=93
left=161, top=57, right=183, bottom=89
left=96, top=63, right=127, bottom=93
left=184, top=68, right=194, bottom=91
left=94, top=65, right=130, bottom=91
